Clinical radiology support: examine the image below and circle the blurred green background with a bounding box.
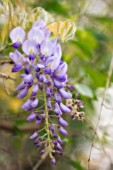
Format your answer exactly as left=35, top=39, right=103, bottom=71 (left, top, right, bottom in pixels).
left=0, top=0, right=113, bottom=170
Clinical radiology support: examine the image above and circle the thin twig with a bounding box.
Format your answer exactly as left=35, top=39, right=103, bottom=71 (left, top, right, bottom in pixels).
left=87, top=56, right=113, bottom=170
left=0, top=72, right=16, bottom=81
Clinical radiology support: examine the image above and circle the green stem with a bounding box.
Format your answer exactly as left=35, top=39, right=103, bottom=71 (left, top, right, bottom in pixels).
left=43, top=85, right=53, bottom=158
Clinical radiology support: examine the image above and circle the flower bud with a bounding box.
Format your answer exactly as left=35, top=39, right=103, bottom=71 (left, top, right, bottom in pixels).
left=31, top=98, right=38, bottom=108
left=60, top=103, right=71, bottom=113
left=27, top=112, right=36, bottom=121
left=51, top=158, right=56, bottom=165
left=24, top=74, right=34, bottom=84
left=59, top=89, right=72, bottom=99
left=17, top=88, right=28, bottom=98
left=16, top=81, right=26, bottom=91
left=59, top=126, right=68, bottom=136
left=54, top=103, right=62, bottom=115
left=58, top=117, right=68, bottom=126
left=30, top=132, right=38, bottom=139
left=54, top=93, right=62, bottom=103
left=12, top=63, right=22, bottom=72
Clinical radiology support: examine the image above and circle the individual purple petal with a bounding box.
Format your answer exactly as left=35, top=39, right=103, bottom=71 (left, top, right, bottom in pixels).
left=9, top=50, right=25, bottom=64
left=47, top=97, right=52, bottom=109
left=53, top=133, right=58, bottom=138
left=55, top=74, right=66, bottom=82
left=32, top=20, right=46, bottom=29
left=54, top=93, right=62, bottom=103
left=55, top=61, right=67, bottom=76
left=44, top=67, right=51, bottom=74
left=58, top=117, right=68, bottom=126
left=54, top=80, right=64, bottom=89
left=31, top=84, right=39, bottom=97
left=36, top=64, right=45, bottom=69
left=10, top=26, right=26, bottom=43
left=24, top=67, right=30, bottom=74
left=59, top=126, right=68, bottom=136
left=29, top=53, right=35, bottom=60
left=45, top=56, right=60, bottom=71
left=29, top=132, right=38, bottom=139
left=60, top=103, right=71, bottom=113
left=40, top=40, right=53, bottom=56
left=22, top=39, right=38, bottom=55
left=46, top=87, right=51, bottom=97
left=56, top=143, right=63, bottom=151
left=16, top=81, right=26, bottom=91
left=39, top=73, right=47, bottom=83
left=21, top=99, right=32, bottom=111
left=13, top=42, right=21, bottom=49
left=32, top=84, right=39, bottom=93
left=12, top=63, right=22, bottom=72
left=31, top=98, right=38, bottom=108
left=36, top=114, right=43, bottom=120
left=28, top=28, right=45, bottom=44
left=35, top=120, right=41, bottom=124
left=17, top=88, right=28, bottom=98
left=27, top=112, right=36, bottom=121
left=54, top=43, right=62, bottom=59
left=24, top=74, right=34, bottom=84
left=40, top=150, right=45, bottom=155
left=54, top=103, right=62, bottom=115
left=51, top=158, right=56, bottom=165
left=59, top=89, right=72, bottom=99
left=57, top=137, right=63, bottom=145
left=49, top=123, right=55, bottom=133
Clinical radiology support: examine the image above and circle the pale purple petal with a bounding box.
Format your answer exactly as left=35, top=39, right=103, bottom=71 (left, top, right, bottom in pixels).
left=9, top=50, right=25, bottom=64
left=10, top=26, right=26, bottom=43
left=45, top=56, right=60, bottom=71
left=30, top=132, right=38, bottom=139
left=59, top=89, right=72, bottom=99
left=60, top=103, right=71, bottom=113
left=59, top=126, right=68, bottom=136
left=40, top=40, right=53, bottom=56
left=58, top=117, right=68, bottom=126
left=32, top=20, right=46, bottom=29
left=54, top=102, right=62, bottom=115
left=24, top=74, right=34, bottom=83
left=16, top=81, right=26, bottom=91
left=55, top=61, right=67, bottom=76
left=17, top=88, right=28, bottom=98
left=21, top=99, right=32, bottom=111
left=31, top=98, right=38, bottom=108
left=22, top=39, right=38, bottom=55
left=54, top=43, right=62, bottom=59
left=27, top=112, right=36, bottom=121
left=28, top=28, right=45, bottom=44
left=12, top=63, right=22, bottom=72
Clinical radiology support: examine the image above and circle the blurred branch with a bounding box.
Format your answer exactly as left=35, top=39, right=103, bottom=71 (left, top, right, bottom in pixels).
left=88, top=56, right=113, bottom=170
left=0, top=121, right=39, bottom=133
left=0, top=72, right=16, bottom=81
left=32, top=151, right=49, bottom=170
left=0, top=60, right=13, bottom=65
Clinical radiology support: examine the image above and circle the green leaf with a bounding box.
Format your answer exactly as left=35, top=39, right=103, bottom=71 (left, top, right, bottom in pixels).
left=75, top=83, right=94, bottom=98
left=70, top=160, right=85, bottom=170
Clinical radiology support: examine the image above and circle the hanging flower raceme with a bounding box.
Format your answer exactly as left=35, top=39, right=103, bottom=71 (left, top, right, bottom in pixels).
left=9, top=20, right=84, bottom=164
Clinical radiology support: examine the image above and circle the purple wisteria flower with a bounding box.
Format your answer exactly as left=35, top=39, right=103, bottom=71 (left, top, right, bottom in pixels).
left=9, top=19, right=84, bottom=164
left=10, top=27, right=26, bottom=48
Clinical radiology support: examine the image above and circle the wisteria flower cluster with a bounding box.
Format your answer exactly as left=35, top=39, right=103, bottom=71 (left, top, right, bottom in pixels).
left=9, top=20, right=84, bottom=164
